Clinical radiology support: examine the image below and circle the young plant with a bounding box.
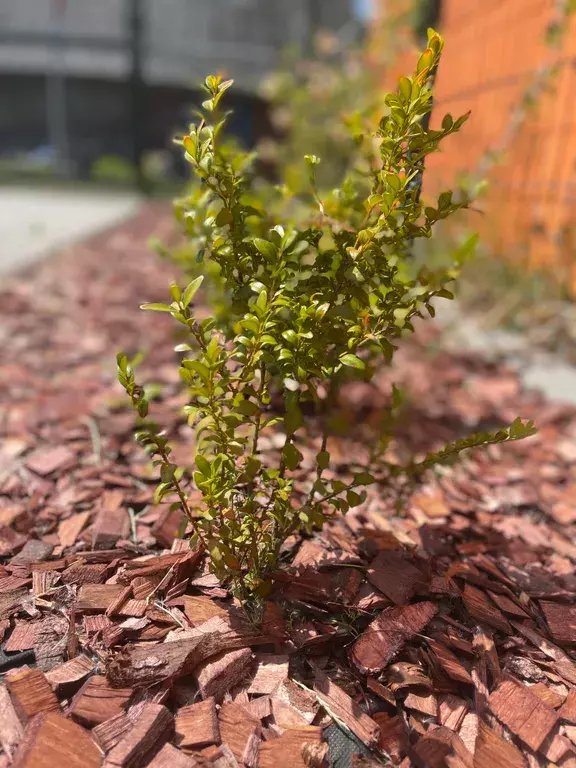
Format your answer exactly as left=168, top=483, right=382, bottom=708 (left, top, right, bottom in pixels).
left=118, top=30, right=535, bottom=604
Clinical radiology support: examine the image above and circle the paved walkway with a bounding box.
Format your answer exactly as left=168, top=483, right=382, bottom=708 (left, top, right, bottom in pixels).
left=437, top=301, right=576, bottom=406
left=0, top=186, right=141, bottom=276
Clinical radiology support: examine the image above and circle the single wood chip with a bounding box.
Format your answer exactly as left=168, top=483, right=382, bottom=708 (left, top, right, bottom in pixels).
left=404, top=691, right=438, bottom=717
left=4, top=622, right=37, bottom=652
left=146, top=742, right=198, bottom=768
left=410, top=726, right=473, bottom=768
left=195, top=648, right=253, bottom=702
left=5, top=668, right=60, bottom=723
left=244, top=695, right=272, bottom=720
left=75, top=584, right=126, bottom=612
left=474, top=719, right=527, bottom=768
left=313, top=668, right=379, bottom=747
left=69, top=675, right=133, bottom=727
left=58, top=512, right=91, bottom=549
left=150, top=507, right=186, bottom=549
left=365, top=677, right=396, bottom=707
left=92, top=712, right=133, bottom=753
left=218, top=702, right=261, bottom=767
left=350, top=601, right=438, bottom=674
left=457, top=712, right=479, bottom=755
left=258, top=726, right=323, bottom=768
left=10, top=540, right=54, bottom=565
left=427, top=638, right=473, bottom=684
left=438, top=694, right=468, bottom=731
left=92, top=506, right=130, bottom=551
left=12, top=712, right=101, bottom=768
left=486, top=591, right=529, bottom=618
left=540, top=601, right=576, bottom=646
left=559, top=689, right=576, bottom=723
left=181, top=595, right=228, bottom=625
left=46, top=655, right=94, bottom=698
left=0, top=684, right=24, bottom=758
left=528, top=682, right=565, bottom=709
left=34, top=617, right=68, bottom=672
left=373, top=712, right=408, bottom=762
left=488, top=674, right=559, bottom=752
left=25, top=446, right=75, bottom=477
left=104, top=703, right=173, bottom=768
left=32, top=570, right=60, bottom=597
left=175, top=697, right=219, bottom=748
left=366, top=551, right=424, bottom=605
left=273, top=678, right=319, bottom=724
left=247, top=654, right=289, bottom=695
left=462, top=584, right=511, bottom=633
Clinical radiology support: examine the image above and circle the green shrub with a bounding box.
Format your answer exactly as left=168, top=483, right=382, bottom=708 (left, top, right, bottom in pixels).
left=91, top=155, right=136, bottom=183
left=118, top=30, right=535, bottom=605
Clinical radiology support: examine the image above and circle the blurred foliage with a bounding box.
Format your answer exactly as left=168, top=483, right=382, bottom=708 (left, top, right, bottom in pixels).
left=91, top=155, right=136, bottom=184
left=412, top=0, right=442, bottom=44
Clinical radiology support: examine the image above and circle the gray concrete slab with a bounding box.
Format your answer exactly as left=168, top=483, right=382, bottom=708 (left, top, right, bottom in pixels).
left=435, top=300, right=576, bottom=406
left=0, top=186, right=141, bottom=275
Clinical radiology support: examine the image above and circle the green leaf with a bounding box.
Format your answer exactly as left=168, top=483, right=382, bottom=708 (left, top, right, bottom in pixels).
left=346, top=490, right=362, bottom=507
left=316, top=450, right=330, bottom=470
left=253, top=238, right=277, bottom=260
left=195, top=454, right=211, bottom=476
left=398, top=76, right=412, bottom=102
left=140, top=303, right=173, bottom=312
left=182, top=276, right=204, bottom=307
left=353, top=472, right=375, bottom=485
left=284, top=402, right=303, bottom=435
left=339, top=353, right=365, bottom=370
left=282, top=442, right=302, bottom=471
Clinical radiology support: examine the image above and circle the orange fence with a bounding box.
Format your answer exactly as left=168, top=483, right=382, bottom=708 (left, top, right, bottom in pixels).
left=377, top=0, right=576, bottom=290
left=428, top=0, right=576, bottom=289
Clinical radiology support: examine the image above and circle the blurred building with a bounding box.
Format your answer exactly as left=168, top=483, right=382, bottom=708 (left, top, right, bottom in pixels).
left=0, top=0, right=355, bottom=179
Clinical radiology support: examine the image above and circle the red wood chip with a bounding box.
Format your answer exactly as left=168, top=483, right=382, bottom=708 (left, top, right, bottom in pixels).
left=351, top=601, right=438, bottom=674
left=559, top=689, right=576, bottom=723
left=410, top=725, right=473, bottom=768
left=146, top=743, right=197, bottom=768
left=247, top=654, right=289, bottom=695
left=313, top=668, right=380, bottom=747
left=404, top=691, right=437, bottom=716
left=175, top=697, right=219, bottom=748
left=373, top=712, right=408, bottom=762
left=57, top=512, right=91, bottom=549
left=69, top=675, right=132, bottom=727
left=426, top=638, right=473, bottom=684
left=5, top=668, right=60, bottom=723
left=528, top=682, right=565, bottom=709
left=488, top=675, right=559, bottom=752
left=474, top=719, right=526, bottom=768
left=75, top=583, right=126, bottom=612
left=218, top=701, right=261, bottom=767
left=4, top=622, right=37, bottom=653
left=258, top=726, right=322, bottom=768
left=462, top=583, right=511, bottom=633
left=25, top=446, right=76, bottom=476
left=194, top=648, right=253, bottom=703
left=12, top=712, right=101, bottom=768
left=104, top=703, right=173, bottom=767
left=540, top=601, right=576, bottom=645
left=366, top=551, right=424, bottom=605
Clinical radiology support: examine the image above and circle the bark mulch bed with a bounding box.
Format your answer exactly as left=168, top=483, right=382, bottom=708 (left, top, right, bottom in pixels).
left=0, top=206, right=575, bottom=768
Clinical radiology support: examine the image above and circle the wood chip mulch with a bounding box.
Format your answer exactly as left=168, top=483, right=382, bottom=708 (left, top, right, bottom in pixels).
left=0, top=206, right=575, bottom=767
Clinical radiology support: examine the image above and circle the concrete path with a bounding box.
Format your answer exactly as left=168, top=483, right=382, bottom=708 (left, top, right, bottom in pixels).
left=0, top=186, right=141, bottom=276
left=436, top=301, right=576, bottom=406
